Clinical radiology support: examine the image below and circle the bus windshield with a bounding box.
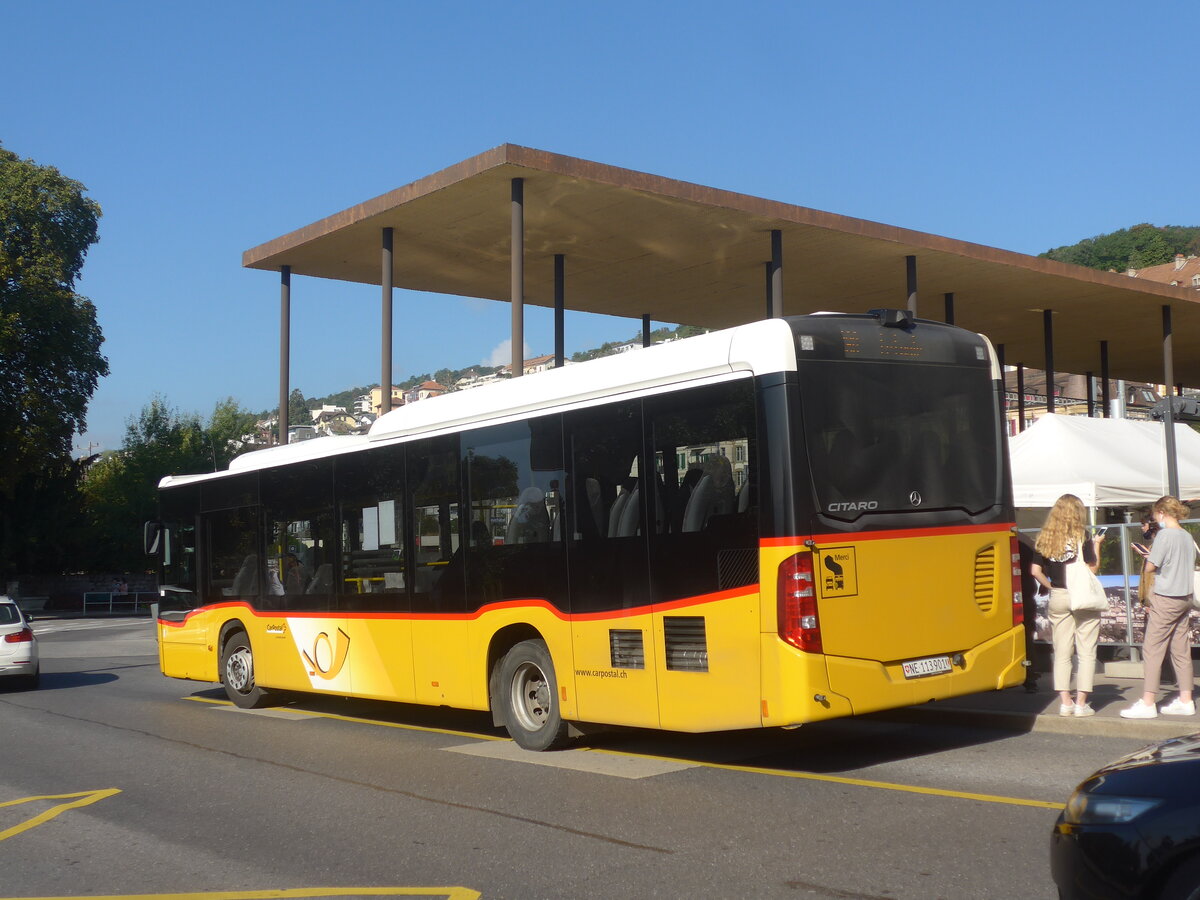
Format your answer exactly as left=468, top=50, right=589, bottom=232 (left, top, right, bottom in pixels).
left=799, top=359, right=1002, bottom=520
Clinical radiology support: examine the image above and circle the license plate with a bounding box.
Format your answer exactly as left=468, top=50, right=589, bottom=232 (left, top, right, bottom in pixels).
left=902, top=655, right=952, bottom=679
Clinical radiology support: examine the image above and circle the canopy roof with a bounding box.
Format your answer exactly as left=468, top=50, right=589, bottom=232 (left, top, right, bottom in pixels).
left=244, top=143, right=1200, bottom=384
left=1009, top=415, right=1200, bottom=508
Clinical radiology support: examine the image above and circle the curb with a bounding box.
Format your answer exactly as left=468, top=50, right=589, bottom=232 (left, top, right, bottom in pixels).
left=876, top=705, right=1200, bottom=741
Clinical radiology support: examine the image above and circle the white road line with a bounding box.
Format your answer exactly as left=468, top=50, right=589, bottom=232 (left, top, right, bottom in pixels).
left=209, top=706, right=316, bottom=720
left=446, top=740, right=696, bottom=778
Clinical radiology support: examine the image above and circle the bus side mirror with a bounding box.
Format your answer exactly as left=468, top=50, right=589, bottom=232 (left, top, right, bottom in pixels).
left=144, top=521, right=163, bottom=556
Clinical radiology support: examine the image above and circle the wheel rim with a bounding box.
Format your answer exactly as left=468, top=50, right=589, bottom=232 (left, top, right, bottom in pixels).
left=226, top=646, right=254, bottom=694
left=509, top=660, right=551, bottom=732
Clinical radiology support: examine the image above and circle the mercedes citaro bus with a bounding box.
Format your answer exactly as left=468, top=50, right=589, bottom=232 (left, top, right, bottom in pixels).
left=147, top=310, right=1024, bottom=750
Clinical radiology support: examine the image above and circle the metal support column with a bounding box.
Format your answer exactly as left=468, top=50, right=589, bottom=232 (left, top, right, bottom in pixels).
left=642, top=315, right=651, bottom=348
left=278, top=265, right=290, bottom=446
left=1043, top=310, right=1055, bottom=415
left=511, top=178, right=524, bottom=378
left=554, top=254, right=565, bottom=368
left=906, top=255, right=917, bottom=314
left=944, top=292, right=954, bottom=325
left=1017, top=365, right=1026, bottom=431
left=769, top=230, right=783, bottom=318
left=1100, top=341, right=1111, bottom=417
left=764, top=262, right=772, bottom=320
left=1086, top=371, right=1095, bottom=417
left=1163, top=304, right=1180, bottom=497
left=381, top=227, right=393, bottom=416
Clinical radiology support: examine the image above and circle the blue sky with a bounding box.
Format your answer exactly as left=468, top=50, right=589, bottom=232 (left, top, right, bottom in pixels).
left=6, top=1, right=1198, bottom=451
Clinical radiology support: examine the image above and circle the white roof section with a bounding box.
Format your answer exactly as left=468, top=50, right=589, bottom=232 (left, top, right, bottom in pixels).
left=158, top=319, right=797, bottom=489
left=368, top=317, right=797, bottom=443
left=1009, top=414, right=1200, bottom=508
left=158, top=434, right=370, bottom=489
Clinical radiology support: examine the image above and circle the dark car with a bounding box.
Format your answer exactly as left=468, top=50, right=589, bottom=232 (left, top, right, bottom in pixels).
left=1052, top=733, right=1200, bottom=899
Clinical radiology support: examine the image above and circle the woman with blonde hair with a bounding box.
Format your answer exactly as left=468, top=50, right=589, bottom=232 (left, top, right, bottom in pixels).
left=1122, top=495, right=1197, bottom=719
left=1030, top=493, right=1104, bottom=717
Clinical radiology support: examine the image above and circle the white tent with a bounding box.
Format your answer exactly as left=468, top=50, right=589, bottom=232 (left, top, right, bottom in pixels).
left=1008, top=415, right=1200, bottom=508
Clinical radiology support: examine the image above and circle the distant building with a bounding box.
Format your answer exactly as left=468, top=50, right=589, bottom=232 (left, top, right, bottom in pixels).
left=368, top=386, right=405, bottom=417
left=404, top=380, right=448, bottom=404
left=1127, top=254, right=1200, bottom=291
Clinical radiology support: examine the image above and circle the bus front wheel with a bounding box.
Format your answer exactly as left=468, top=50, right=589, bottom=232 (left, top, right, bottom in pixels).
left=221, top=630, right=273, bottom=709
left=498, top=639, right=569, bottom=751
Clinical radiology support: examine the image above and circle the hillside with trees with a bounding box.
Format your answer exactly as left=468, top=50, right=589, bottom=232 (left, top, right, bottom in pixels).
left=1040, top=224, right=1200, bottom=272
left=295, top=323, right=709, bottom=412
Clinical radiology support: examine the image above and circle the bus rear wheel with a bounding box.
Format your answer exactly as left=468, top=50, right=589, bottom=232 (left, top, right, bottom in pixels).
left=221, top=630, right=273, bottom=709
left=498, top=639, right=569, bottom=751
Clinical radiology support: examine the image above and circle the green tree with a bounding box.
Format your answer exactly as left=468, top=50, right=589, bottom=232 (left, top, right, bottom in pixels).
left=79, top=396, right=258, bottom=572
left=0, top=143, right=108, bottom=577
left=287, top=388, right=308, bottom=429
left=1041, top=224, right=1200, bottom=272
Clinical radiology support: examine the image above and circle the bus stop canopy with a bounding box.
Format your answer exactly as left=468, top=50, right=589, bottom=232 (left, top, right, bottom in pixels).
left=1010, top=414, right=1200, bottom=508
left=244, top=144, right=1200, bottom=386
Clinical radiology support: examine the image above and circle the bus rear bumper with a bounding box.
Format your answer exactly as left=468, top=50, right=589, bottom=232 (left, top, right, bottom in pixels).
left=826, top=625, right=1026, bottom=716
left=762, top=625, right=1025, bottom=726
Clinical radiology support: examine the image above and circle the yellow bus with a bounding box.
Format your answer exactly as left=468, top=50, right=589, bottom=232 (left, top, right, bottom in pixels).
left=149, top=310, right=1024, bottom=750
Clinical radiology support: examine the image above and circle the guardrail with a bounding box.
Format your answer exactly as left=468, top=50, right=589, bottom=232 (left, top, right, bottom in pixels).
left=82, top=592, right=158, bottom=615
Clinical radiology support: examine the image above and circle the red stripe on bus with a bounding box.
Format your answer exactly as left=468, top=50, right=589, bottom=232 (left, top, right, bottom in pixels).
left=760, top=522, right=1013, bottom=548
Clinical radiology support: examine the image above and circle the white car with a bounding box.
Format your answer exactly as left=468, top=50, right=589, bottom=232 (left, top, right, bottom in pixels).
left=0, top=597, right=39, bottom=689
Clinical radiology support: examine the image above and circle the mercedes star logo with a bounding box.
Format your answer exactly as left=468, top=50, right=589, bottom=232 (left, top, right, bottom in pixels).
left=909, top=491, right=923, bottom=507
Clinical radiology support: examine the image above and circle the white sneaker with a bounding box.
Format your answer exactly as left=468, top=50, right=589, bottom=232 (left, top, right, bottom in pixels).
left=1161, top=698, right=1196, bottom=716
left=1120, top=699, right=1159, bottom=719
left=1074, top=703, right=1095, bottom=717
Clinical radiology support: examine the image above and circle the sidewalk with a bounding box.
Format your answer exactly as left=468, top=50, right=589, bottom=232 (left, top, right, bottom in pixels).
left=883, top=670, right=1200, bottom=740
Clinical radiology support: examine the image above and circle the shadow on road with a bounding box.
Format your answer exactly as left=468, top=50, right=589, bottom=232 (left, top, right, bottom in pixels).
left=189, top=684, right=1023, bottom=775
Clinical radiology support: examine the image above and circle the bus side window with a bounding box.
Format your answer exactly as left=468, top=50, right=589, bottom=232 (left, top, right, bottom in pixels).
left=202, top=507, right=261, bottom=606
left=564, top=401, right=650, bottom=614
left=261, top=460, right=336, bottom=612
left=408, top=434, right=462, bottom=613
left=336, top=446, right=407, bottom=612
left=647, top=381, right=758, bottom=601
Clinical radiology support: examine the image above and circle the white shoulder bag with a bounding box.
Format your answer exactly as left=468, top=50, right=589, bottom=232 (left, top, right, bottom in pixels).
left=1065, top=550, right=1108, bottom=612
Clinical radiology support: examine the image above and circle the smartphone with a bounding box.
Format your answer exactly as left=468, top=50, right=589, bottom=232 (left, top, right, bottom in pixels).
left=1131, top=542, right=1148, bottom=555
left=1093, top=526, right=1108, bottom=538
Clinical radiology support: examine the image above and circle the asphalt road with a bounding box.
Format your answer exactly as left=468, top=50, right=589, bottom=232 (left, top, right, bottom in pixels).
left=0, top=618, right=1158, bottom=899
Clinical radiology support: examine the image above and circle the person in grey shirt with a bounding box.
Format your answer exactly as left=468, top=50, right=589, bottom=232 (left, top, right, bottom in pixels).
left=1122, top=496, right=1198, bottom=719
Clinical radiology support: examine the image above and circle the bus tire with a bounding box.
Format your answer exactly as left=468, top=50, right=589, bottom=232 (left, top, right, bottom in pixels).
left=498, top=639, right=570, bottom=751
left=220, top=630, right=273, bottom=709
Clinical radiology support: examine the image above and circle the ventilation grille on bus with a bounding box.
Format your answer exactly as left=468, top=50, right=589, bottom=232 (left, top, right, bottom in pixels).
left=664, top=616, right=709, bottom=672
left=718, top=548, right=759, bottom=591
left=609, top=629, right=645, bottom=669
left=974, top=546, right=997, bottom=612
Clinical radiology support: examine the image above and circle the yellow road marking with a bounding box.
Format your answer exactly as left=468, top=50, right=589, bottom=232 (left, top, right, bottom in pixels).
left=0, top=890, right=479, bottom=900
left=0, top=789, right=121, bottom=842
left=592, top=749, right=1065, bottom=810
left=185, top=698, right=1062, bottom=810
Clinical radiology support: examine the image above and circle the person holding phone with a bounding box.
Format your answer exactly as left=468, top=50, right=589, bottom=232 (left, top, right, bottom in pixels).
left=1030, top=494, right=1104, bottom=717
left=1122, top=496, right=1196, bottom=719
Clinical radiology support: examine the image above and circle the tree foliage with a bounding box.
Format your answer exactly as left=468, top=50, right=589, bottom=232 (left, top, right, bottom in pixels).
left=1040, top=224, right=1200, bottom=272
left=78, top=396, right=258, bottom=573
left=0, top=143, right=108, bottom=578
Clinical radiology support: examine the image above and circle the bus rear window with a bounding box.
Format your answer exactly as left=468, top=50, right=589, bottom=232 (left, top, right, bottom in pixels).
left=798, top=360, right=1002, bottom=519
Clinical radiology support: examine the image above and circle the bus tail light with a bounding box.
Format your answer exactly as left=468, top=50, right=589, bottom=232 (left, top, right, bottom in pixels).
left=4, top=627, right=34, bottom=644
left=1010, top=536, right=1024, bottom=627
left=778, top=551, right=821, bottom=653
